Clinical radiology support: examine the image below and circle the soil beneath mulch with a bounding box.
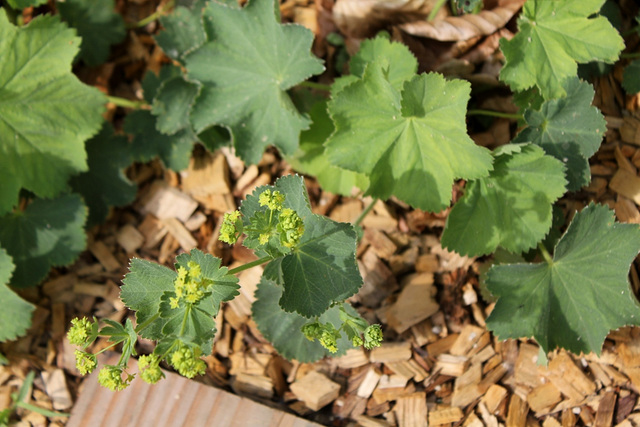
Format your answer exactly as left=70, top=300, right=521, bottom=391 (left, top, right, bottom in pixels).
left=3, top=0, right=640, bottom=426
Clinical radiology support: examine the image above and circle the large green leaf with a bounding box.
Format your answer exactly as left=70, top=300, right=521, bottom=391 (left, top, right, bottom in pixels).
left=514, top=78, right=606, bottom=191
left=252, top=278, right=358, bottom=362
left=154, top=0, right=207, bottom=63
left=325, top=66, right=492, bottom=212
left=287, top=101, right=369, bottom=196
left=240, top=175, right=362, bottom=317
left=0, top=248, right=34, bottom=342
left=185, top=0, right=324, bottom=164
left=442, top=144, right=566, bottom=256
left=499, top=0, right=624, bottom=99
left=0, top=194, right=87, bottom=288
left=0, top=10, right=106, bottom=214
left=486, top=204, right=640, bottom=355
left=57, top=0, right=126, bottom=66
left=623, top=60, right=640, bottom=95
left=69, top=123, right=137, bottom=227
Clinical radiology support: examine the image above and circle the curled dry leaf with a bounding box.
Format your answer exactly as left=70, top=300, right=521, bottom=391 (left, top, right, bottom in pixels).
left=333, top=0, right=438, bottom=39
left=399, top=0, right=524, bottom=41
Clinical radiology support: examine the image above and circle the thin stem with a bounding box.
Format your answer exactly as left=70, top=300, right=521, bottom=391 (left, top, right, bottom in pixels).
left=135, top=312, right=160, bottom=333
left=298, top=81, right=332, bottom=92
left=15, top=401, right=69, bottom=418
left=538, top=242, right=553, bottom=264
left=228, top=256, right=273, bottom=275
left=621, top=52, right=640, bottom=59
left=354, top=199, right=377, bottom=227
left=428, top=0, right=448, bottom=21
left=467, top=109, right=523, bottom=120
left=128, top=0, right=175, bottom=28
left=106, top=96, right=149, bottom=109
left=179, top=305, right=191, bottom=336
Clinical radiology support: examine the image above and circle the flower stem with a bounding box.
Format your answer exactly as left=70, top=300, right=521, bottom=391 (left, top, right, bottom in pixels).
left=135, top=313, right=160, bottom=333
left=354, top=198, right=377, bottom=227
left=228, top=256, right=273, bottom=275
left=128, top=0, right=175, bottom=28
left=467, top=109, right=523, bottom=120
left=538, top=242, right=553, bottom=264
left=106, top=96, right=149, bottom=109
left=298, top=81, right=332, bottom=92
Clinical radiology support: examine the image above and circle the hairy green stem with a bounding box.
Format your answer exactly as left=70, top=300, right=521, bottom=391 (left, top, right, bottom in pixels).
left=106, top=96, right=149, bottom=109
left=135, top=312, right=160, bottom=334
left=467, top=109, right=523, bottom=120
left=298, top=81, right=332, bottom=92
left=538, top=242, right=553, bottom=264
left=228, top=256, right=273, bottom=275
left=621, top=52, right=640, bottom=59
left=15, top=401, right=69, bottom=418
left=128, top=0, right=175, bottom=28
left=179, top=304, right=192, bottom=337
left=354, top=199, right=377, bottom=227
left=428, top=0, right=448, bottom=21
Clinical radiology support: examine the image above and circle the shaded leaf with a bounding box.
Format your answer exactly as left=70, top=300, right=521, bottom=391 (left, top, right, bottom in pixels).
left=623, top=60, right=640, bottom=94
left=486, top=204, right=640, bottom=355
left=0, top=194, right=87, bottom=288
left=0, top=248, right=34, bottom=342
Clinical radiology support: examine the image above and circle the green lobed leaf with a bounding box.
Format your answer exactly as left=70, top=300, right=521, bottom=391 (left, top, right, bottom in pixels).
left=121, top=258, right=176, bottom=340
left=287, top=100, right=369, bottom=196
left=69, top=123, right=137, bottom=227
left=252, top=278, right=359, bottom=362
left=240, top=175, right=362, bottom=317
left=486, top=204, right=640, bottom=355
left=442, top=144, right=566, bottom=256
left=57, top=0, right=126, bottom=66
left=514, top=77, right=606, bottom=191
left=185, top=0, right=325, bottom=164
left=0, top=10, right=106, bottom=215
left=623, top=60, right=640, bottom=95
left=0, top=194, right=87, bottom=288
left=0, top=248, right=34, bottom=342
left=326, top=65, right=492, bottom=212
left=499, top=0, right=624, bottom=99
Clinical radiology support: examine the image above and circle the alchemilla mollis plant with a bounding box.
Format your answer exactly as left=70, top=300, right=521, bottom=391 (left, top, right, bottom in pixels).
left=1, top=0, right=638, bottom=389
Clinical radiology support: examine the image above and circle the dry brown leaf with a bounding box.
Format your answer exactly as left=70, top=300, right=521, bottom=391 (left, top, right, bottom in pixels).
left=399, top=0, right=524, bottom=41
left=333, top=0, right=438, bottom=38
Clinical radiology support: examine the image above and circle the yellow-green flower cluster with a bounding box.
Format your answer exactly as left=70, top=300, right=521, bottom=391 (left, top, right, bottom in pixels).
left=170, top=343, right=206, bottom=379
left=67, top=317, right=93, bottom=346
left=219, top=211, right=242, bottom=244
left=277, top=208, right=304, bottom=248
left=138, top=354, right=163, bottom=384
left=258, top=189, right=285, bottom=211
left=301, top=322, right=322, bottom=342
left=364, top=324, right=383, bottom=350
left=319, top=325, right=341, bottom=354
left=169, top=260, right=212, bottom=308
left=74, top=350, right=97, bottom=375
left=98, top=365, right=134, bottom=391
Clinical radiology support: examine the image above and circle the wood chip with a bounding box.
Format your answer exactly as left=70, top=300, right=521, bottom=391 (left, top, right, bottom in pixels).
left=160, top=217, right=197, bottom=252
left=394, top=392, right=427, bottom=427
left=357, top=368, right=382, bottom=398
left=434, top=354, right=469, bottom=377
left=450, top=325, right=486, bottom=356
left=528, top=382, right=562, bottom=413
left=545, top=352, right=596, bottom=403
left=481, top=384, right=508, bottom=414
left=610, top=168, right=640, bottom=205
left=370, top=342, right=412, bottom=363
left=137, top=180, right=198, bottom=222
left=42, top=369, right=72, bottom=411
left=386, top=274, right=438, bottom=333
left=334, top=348, right=370, bottom=369
left=594, top=390, right=616, bottom=427
left=506, top=394, right=529, bottom=427
left=137, top=214, right=168, bottom=249
left=116, top=224, right=145, bottom=253
left=386, top=360, right=429, bottom=383
left=429, top=406, right=463, bottom=425
left=290, top=371, right=340, bottom=411
left=230, top=373, right=273, bottom=399
left=88, top=240, right=120, bottom=272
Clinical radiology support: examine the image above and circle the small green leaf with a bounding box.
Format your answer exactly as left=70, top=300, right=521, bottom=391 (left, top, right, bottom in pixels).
left=623, top=60, right=640, bottom=94
left=69, top=123, right=137, bottom=227
left=0, top=248, right=34, bottom=342
left=57, top=0, right=126, bottom=66
left=6, top=0, right=46, bottom=9
left=0, top=10, right=106, bottom=214
left=287, top=101, right=369, bottom=196
left=185, top=0, right=325, bottom=164
left=152, top=76, right=202, bottom=136
left=442, top=144, right=566, bottom=256
left=326, top=66, right=492, bottom=212
left=0, top=194, right=87, bottom=288
left=514, top=78, right=606, bottom=191
left=252, top=278, right=358, bottom=362
left=121, top=259, right=176, bottom=340
left=486, top=204, right=640, bottom=355
left=155, top=2, right=206, bottom=62
left=499, top=0, right=624, bottom=99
